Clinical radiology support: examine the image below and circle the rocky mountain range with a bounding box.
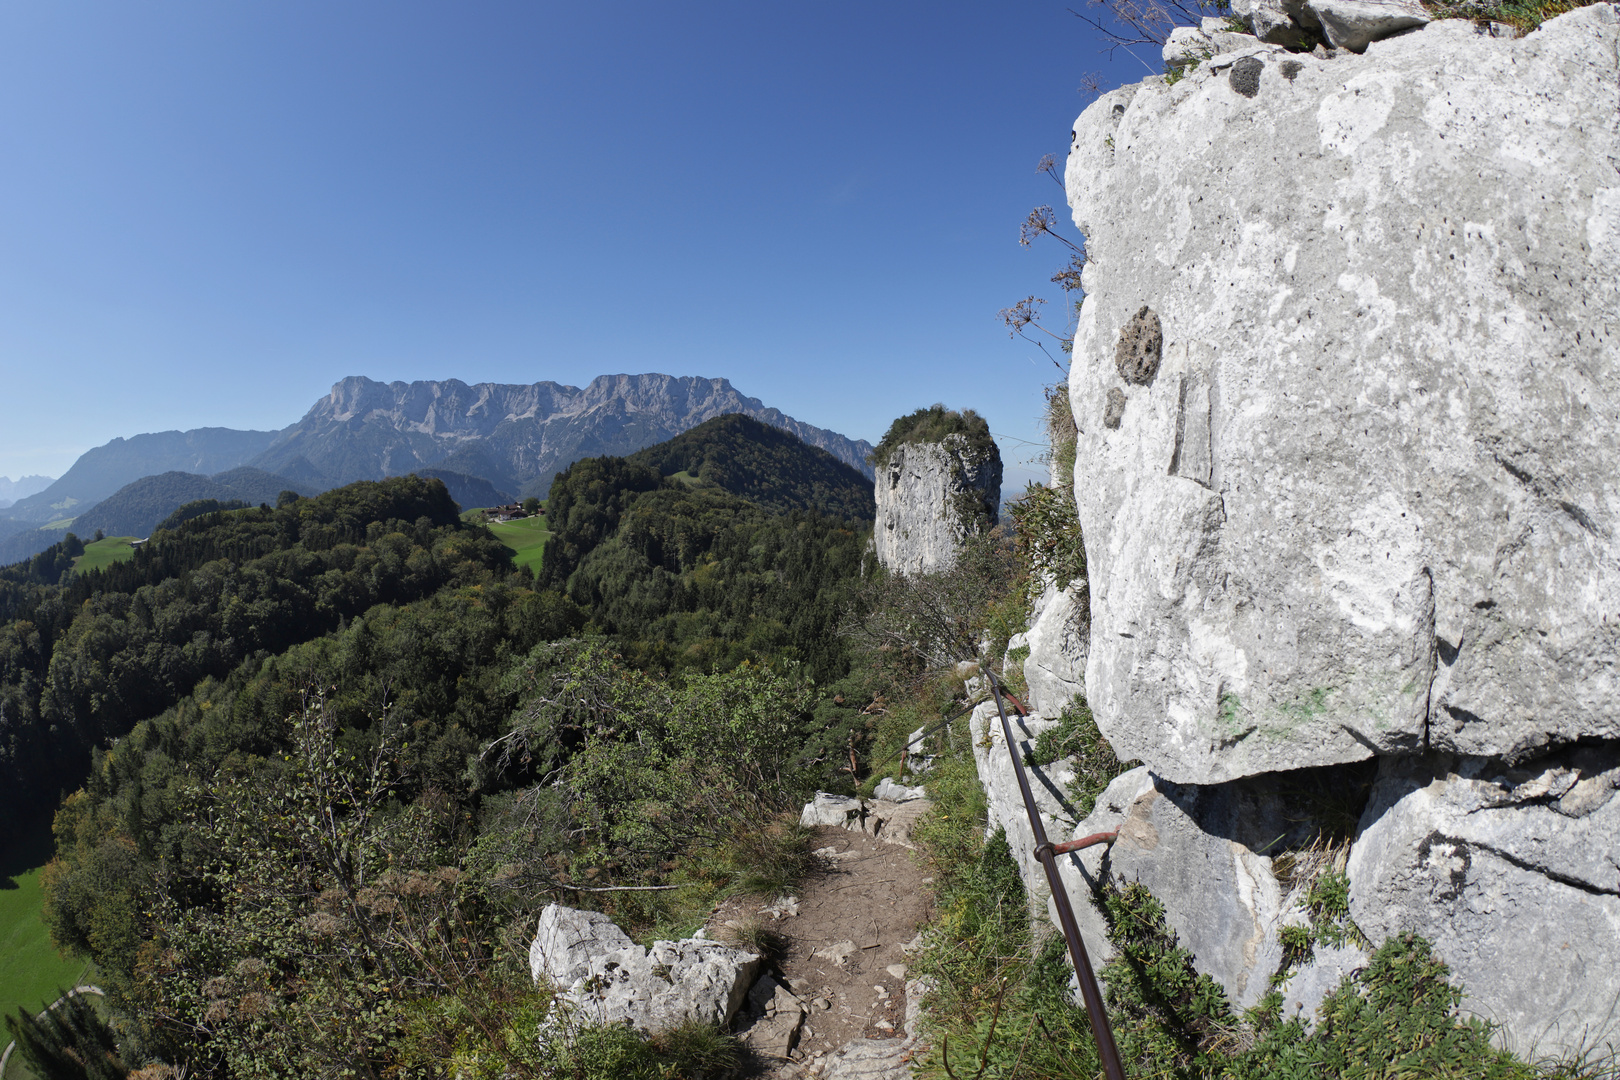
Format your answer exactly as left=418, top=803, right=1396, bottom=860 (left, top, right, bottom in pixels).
left=0, top=474, right=54, bottom=509
left=0, top=373, right=873, bottom=566
left=249, top=374, right=874, bottom=498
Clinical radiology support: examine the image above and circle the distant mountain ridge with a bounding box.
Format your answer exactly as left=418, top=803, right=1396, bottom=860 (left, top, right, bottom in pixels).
left=7, top=428, right=284, bottom=523
left=250, top=374, right=875, bottom=497
left=0, top=474, right=54, bottom=508
left=0, top=373, right=873, bottom=568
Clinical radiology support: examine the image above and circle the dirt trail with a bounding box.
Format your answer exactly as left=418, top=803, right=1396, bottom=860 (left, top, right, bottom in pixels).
left=709, top=822, right=935, bottom=1078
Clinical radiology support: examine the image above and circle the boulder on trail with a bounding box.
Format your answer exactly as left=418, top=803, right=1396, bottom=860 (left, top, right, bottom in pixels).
left=530, top=903, right=762, bottom=1034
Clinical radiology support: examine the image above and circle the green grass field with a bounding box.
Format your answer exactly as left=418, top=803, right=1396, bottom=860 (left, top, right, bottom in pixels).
left=71, top=536, right=138, bottom=574
left=486, top=514, right=551, bottom=576
left=0, top=814, right=89, bottom=1041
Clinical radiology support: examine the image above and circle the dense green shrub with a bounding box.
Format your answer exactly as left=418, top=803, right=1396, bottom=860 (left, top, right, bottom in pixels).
left=869, top=404, right=995, bottom=470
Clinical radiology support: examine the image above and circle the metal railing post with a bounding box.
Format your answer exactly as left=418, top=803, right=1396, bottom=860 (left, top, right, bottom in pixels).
left=984, top=669, right=1126, bottom=1080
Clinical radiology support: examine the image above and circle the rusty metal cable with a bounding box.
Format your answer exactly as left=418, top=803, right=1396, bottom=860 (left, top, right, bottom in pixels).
left=983, top=668, right=1126, bottom=1080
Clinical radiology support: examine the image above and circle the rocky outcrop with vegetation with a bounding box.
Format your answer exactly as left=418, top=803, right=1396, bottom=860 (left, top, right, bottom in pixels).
left=988, top=3, right=1620, bottom=1059
left=871, top=406, right=1003, bottom=575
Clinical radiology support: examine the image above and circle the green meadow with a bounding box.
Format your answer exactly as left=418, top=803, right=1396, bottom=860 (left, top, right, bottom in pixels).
left=71, top=536, right=138, bottom=574
left=0, top=814, right=89, bottom=1042
left=485, top=514, right=551, bottom=576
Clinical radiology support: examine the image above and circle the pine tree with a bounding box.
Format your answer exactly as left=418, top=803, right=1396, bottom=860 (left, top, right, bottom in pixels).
left=4, top=990, right=128, bottom=1080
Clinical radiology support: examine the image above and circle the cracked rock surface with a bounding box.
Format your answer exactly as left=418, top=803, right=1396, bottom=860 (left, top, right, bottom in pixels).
left=873, top=435, right=1001, bottom=576
left=1064, top=5, right=1620, bottom=786
left=1349, top=749, right=1620, bottom=1054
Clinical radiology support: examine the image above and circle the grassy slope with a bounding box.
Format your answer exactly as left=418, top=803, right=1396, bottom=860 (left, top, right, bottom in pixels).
left=0, top=815, right=88, bottom=1033
left=486, top=515, right=551, bottom=576
left=70, top=536, right=138, bottom=574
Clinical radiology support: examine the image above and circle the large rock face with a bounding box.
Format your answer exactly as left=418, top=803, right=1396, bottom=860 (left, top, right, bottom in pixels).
left=1064, top=6, right=1620, bottom=786
left=992, top=9, right=1620, bottom=1056
left=873, top=435, right=1002, bottom=574
left=1348, top=747, right=1620, bottom=1054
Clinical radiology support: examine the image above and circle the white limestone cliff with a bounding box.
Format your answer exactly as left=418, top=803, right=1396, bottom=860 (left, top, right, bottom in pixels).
left=873, top=434, right=1002, bottom=575
left=984, top=6, right=1620, bottom=1057
left=1065, top=5, right=1620, bottom=786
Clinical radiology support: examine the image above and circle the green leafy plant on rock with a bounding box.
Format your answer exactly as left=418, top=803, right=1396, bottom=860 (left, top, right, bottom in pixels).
left=1092, top=874, right=1602, bottom=1080
left=868, top=404, right=996, bottom=471
left=1423, top=0, right=1604, bottom=33
left=1024, top=695, right=1139, bottom=819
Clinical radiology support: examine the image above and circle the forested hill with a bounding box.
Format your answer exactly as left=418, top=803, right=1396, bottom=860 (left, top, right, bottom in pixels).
left=625, top=413, right=876, bottom=520
left=0, top=475, right=547, bottom=821
left=9, top=426, right=885, bottom=1073
left=539, top=419, right=875, bottom=676
left=68, top=468, right=309, bottom=541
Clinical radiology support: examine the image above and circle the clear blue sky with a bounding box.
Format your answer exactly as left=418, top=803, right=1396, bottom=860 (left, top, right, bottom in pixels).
left=0, top=1, right=1155, bottom=490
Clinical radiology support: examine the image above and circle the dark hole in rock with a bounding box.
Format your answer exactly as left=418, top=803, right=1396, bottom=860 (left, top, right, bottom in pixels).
left=1114, top=306, right=1164, bottom=385
left=1230, top=56, right=1264, bottom=98
left=1103, top=387, right=1127, bottom=429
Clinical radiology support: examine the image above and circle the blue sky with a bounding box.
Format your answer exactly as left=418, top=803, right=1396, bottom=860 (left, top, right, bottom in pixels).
left=0, top=1, right=1155, bottom=490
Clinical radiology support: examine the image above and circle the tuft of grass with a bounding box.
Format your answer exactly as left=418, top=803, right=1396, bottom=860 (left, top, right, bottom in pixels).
left=720, top=816, right=813, bottom=899
left=1008, top=483, right=1087, bottom=599
left=619, top=813, right=814, bottom=945
left=716, top=916, right=789, bottom=965
left=1423, top=0, right=1602, bottom=32
left=1279, top=923, right=1316, bottom=969
left=1023, top=696, right=1139, bottom=819
left=535, top=1017, right=741, bottom=1080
